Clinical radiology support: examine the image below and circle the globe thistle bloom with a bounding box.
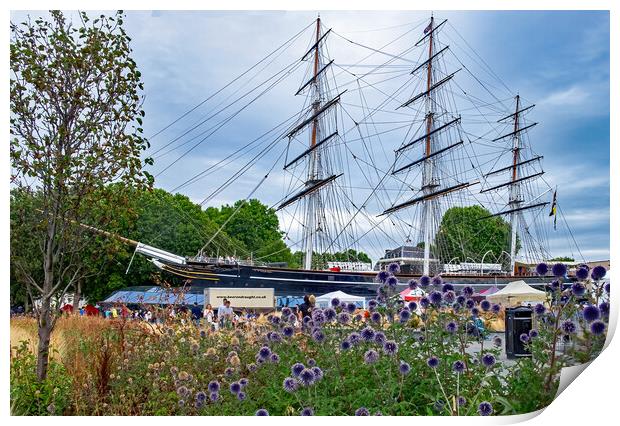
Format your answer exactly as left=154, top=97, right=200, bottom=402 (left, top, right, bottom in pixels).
left=311, top=329, right=325, bottom=343
left=302, top=316, right=312, bottom=325
left=255, top=409, right=269, bottom=416
left=452, top=360, right=466, bottom=374
left=599, top=301, right=610, bottom=317
left=552, top=263, right=567, bottom=277
left=176, top=385, right=188, bottom=397
left=361, top=326, right=375, bottom=341
left=519, top=333, right=530, bottom=343
left=340, top=340, right=352, bottom=351
left=298, top=368, right=315, bottom=386
left=348, top=332, right=361, bottom=346
left=247, top=363, right=257, bottom=373
left=282, top=326, right=294, bottom=338
left=209, top=392, right=219, bottom=403
left=420, top=275, right=431, bottom=287
left=399, top=361, right=411, bottom=375
left=418, top=335, right=425, bottom=343
left=283, top=377, right=299, bottom=393
left=590, top=321, right=606, bottom=335
left=386, top=276, right=399, bottom=288
left=307, top=358, right=316, bottom=367
left=550, top=280, right=562, bottom=291
left=354, top=313, right=363, bottom=322
left=229, top=382, right=241, bottom=394
left=199, top=330, right=206, bottom=338
left=196, top=391, right=207, bottom=402
left=270, top=353, right=281, bottom=363
left=462, top=286, right=474, bottom=297
left=374, top=332, right=386, bottom=345
left=457, top=396, right=467, bottom=407
left=301, top=407, right=314, bottom=416
left=178, top=399, right=185, bottom=407
left=420, top=296, right=430, bottom=308
left=268, top=332, right=282, bottom=343
left=605, top=282, right=610, bottom=294
left=408, top=301, right=418, bottom=311
left=536, top=262, right=549, bottom=276
left=377, top=270, right=390, bottom=283
left=583, top=305, right=601, bottom=322
left=478, top=401, right=493, bottom=416
left=434, top=400, right=445, bottom=412
left=383, top=340, right=398, bottom=356
left=237, top=391, right=246, bottom=401
left=482, top=354, right=496, bottom=367
left=492, top=304, right=501, bottom=314
left=337, top=312, right=351, bottom=324
left=367, top=299, right=378, bottom=311
left=465, top=299, right=476, bottom=309
left=258, top=346, right=271, bottom=360
left=207, top=381, right=220, bottom=393
left=471, top=307, right=480, bottom=317
left=408, top=279, right=418, bottom=290
left=282, top=306, right=291, bottom=317
left=456, top=295, right=466, bottom=305
left=576, top=267, right=589, bottom=280
left=270, top=315, right=281, bottom=325
left=311, top=366, right=324, bottom=381
left=442, top=282, right=454, bottom=292
left=312, top=310, right=326, bottom=325
left=364, top=349, right=380, bottom=364
left=432, top=275, right=443, bottom=286
left=388, top=262, right=401, bottom=274
left=291, top=362, right=305, bottom=377
left=493, top=336, right=502, bottom=347
left=399, top=308, right=411, bottom=323
left=529, top=329, right=539, bottom=339
left=480, top=300, right=491, bottom=312
left=374, top=411, right=383, bottom=416
left=444, top=290, right=456, bottom=304
left=429, top=291, right=443, bottom=306
left=194, top=399, right=205, bottom=410
left=427, top=356, right=440, bottom=369
left=355, top=407, right=370, bottom=416
left=534, top=303, right=546, bottom=316
left=370, top=311, right=382, bottom=323
left=324, top=307, right=336, bottom=321
left=562, top=320, right=576, bottom=334
left=340, top=301, right=348, bottom=310
left=445, top=321, right=457, bottom=334
left=592, top=265, right=606, bottom=280
left=239, top=378, right=248, bottom=387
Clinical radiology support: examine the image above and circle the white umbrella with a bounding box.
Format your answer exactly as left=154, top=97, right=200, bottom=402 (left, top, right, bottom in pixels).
left=486, top=280, right=547, bottom=307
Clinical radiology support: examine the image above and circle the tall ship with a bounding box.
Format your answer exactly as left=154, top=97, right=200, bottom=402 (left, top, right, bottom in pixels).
left=128, top=15, right=583, bottom=298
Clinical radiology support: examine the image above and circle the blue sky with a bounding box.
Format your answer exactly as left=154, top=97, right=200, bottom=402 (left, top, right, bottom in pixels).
left=11, top=10, right=610, bottom=262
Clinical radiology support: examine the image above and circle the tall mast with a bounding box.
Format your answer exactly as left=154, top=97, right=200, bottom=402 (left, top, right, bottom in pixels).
left=509, top=95, right=521, bottom=275
left=303, top=16, right=322, bottom=270
left=422, top=16, right=435, bottom=276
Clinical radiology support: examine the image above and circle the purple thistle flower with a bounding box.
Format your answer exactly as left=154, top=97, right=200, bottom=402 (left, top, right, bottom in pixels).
left=478, top=401, right=493, bottom=416
left=552, top=263, right=567, bottom=277
left=374, top=331, right=386, bottom=344
left=282, top=307, right=291, bottom=317
left=492, top=304, right=501, bottom=314
left=255, top=409, right=269, bottom=416
left=420, top=296, right=430, bottom=308
left=456, top=295, right=466, bottom=305
left=311, top=366, right=323, bottom=381
left=337, top=312, right=351, bottom=324
left=367, top=299, right=378, bottom=311
left=493, top=336, right=502, bottom=347
left=176, top=386, right=188, bottom=397
left=311, top=329, right=325, bottom=343
left=364, top=349, right=380, bottom=364
left=307, top=358, right=316, bottom=367
left=600, top=302, right=610, bottom=317
left=302, top=316, right=312, bottom=325
left=536, top=262, right=549, bottom=276
left=312, top=310, right=326, bottom=325
left=348, top=332, right=361, bottom=346
left=465, top=299, right=476, bottom=309
left=196, top=391, right=207, bottom=402
left=324, top=307, right=336, bottom=321
left=209, top=392, right=219, bottom=403
left=471, top=307, right=480, bottom=317
left=399, top=361, right=411, bottom=375
left=480, top=300, right=491, bottom=312
left=258, top=346, right=271, bottom=360
left=377, top=270, right=390, bottom=283
left=178, top=399, right=185, bottom=407
left=583, top=305, right=601, bottom=322
left=592, top=265, right=606, bottom=280
left=269, top=332, right=282, bottom=343
left=445, top=321, right=457, bottom=333
left=194, top=399, right=204, bottom=410
left=283, top=377, right=299, bottom=393
left=291, top=363, right=305, bottom=377
left=534, top=303, right=546, bottom=316
left=199, top=330, right=206, bottom=338
left=386, top=276, right=399, bottom=288
left=442, top=282, right=454, bottom=292
left=605, top=282, right=610, bottom=294
left=550, top=280, right=562, bottom=291
left=408, top=301, right=418, bottom=311
left=229, top=382, right=241, bottom=394
left=207, top=381, right=220, bottom=393
left=519, top=333, right=530, bottom=343
left=462, top=286, right=474, bottom=297
left=482, top=354, right=496, bottom=367
left=331, top=297, right=340, bottom=307
left=301, top=407, right=314, bottom=416
left=576, top=267, right=589, bottom=280
left=562, top=320, right=576, bottom=334
left=590, top=320, right=606, bottom=335
left=271, top=315, right=281, bottom=325
left=354, top=313, right=363, bottom=322
left=247, top=363, right=257, bottom=373
left=361, top=326, right=375, bottom=341
left=298, top=368, right=315, bottom=386
left=427, top=356, right=439, bottom=369
left=237, top=391, right=246, bottom=401
left=370, top=311, right=382, bottom=323
left=399, top=308, right=411, bottom=322
left=529, top=329, right=539, bottom=338
left=408, top=279, right=418, bottom=290
left=388, top=262, right=401, bottom=274
left=444, top=290, right=456, bottom=304
left=374, top=411, right=383, bottom=416
left=429, top=291, right=443, bottom=306
left=457, top=396, right=467, bottom=407
left=432, top=275, right=443, bottom=286
left=355, top=407, right=370, bottom=416
left=420, top=275, right=431, bottom=287
left=452, top=360, right=466, bottom=373
left=434, top=400, right=445, bottom=412
left=270, top=353, right=280, bottom=363
left=340, top=340, right=352, bottom=351
left=283, top=326, right=294, bottom=338
left=383, top=340, right=398, bottom=356
left=239, top=378, right=248, bottom=387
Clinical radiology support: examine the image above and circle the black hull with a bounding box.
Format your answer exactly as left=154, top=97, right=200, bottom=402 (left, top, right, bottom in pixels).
left=157, top=260, right=553, bottom=298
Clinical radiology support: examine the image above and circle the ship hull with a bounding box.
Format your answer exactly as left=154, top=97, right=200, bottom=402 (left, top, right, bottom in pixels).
left=156, top=260, right=553, bottom=298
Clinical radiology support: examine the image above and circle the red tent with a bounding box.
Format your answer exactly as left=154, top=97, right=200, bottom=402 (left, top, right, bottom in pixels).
left=60, top=304, right=73, bottom=313
left=480, top=285, right=500, bottom=296
left=83, top=304, right=99, bottom=316
left=399, top=288, right=423, bottom=302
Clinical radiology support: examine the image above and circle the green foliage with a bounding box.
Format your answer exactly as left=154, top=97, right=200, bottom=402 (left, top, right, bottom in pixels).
left=548, top=256, right=575, bottom=262
left=434, top=205, right=519, bottom=264
left=292, top=249, right=373, bottom=270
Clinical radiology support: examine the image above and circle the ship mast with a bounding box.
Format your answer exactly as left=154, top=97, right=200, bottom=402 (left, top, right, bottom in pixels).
left=422, top=16, right=435, bottom=276
left=303, top=17, right=322, bottom=270
left=508, top=95, right=521, bottom=275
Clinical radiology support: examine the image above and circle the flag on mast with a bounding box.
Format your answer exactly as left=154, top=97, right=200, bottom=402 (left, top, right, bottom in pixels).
left=424, top=22, right=433, bottom=34
left=549, top=188, right=557, bottom=230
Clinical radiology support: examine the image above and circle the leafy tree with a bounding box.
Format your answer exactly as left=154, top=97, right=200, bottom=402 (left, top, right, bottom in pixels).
left=10, top=10, right=151, bottom=381
left=292, top=249, right=373, bottom=270
left=434, top=205, right=519, bottom=265
left=548, top=256, right=575, bottom=262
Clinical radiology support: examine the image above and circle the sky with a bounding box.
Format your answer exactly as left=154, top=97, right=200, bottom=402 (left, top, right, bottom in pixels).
left=10, top=10, right=611, bottom=262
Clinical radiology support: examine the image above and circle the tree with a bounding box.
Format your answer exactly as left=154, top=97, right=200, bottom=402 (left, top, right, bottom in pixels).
left=10, top=10, right=151, bottom=381
left=548, top=256, right=575, bottom=262
left=434, top=205, right=519, bottom=265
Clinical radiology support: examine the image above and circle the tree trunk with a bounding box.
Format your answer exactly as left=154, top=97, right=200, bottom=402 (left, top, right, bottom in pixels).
left=24, top=293, right=30, bottom=315
left=74, top=279, right=82, bottom=312
left=36, top=300, right=53, bottom=381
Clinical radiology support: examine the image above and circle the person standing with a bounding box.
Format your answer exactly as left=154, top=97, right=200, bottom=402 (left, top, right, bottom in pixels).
left=191, top=302, right=202, bottom=327
left=218, top=299, right=234, bottom=329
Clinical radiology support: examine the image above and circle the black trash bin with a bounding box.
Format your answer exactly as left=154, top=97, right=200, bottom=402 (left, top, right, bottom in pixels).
left=505, top=306, right=533, bottom=359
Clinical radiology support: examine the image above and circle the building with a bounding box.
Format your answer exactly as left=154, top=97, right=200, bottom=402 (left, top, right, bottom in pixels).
left=374, top=246, right=440, bottom=275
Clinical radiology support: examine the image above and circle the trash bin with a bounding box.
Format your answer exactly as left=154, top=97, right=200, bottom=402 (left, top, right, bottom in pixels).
left=505, top=306, right=533, bottom=358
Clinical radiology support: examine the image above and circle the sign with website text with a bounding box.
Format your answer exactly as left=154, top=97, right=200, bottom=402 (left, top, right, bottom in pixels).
left=204, top=287, right=275, bottom=309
